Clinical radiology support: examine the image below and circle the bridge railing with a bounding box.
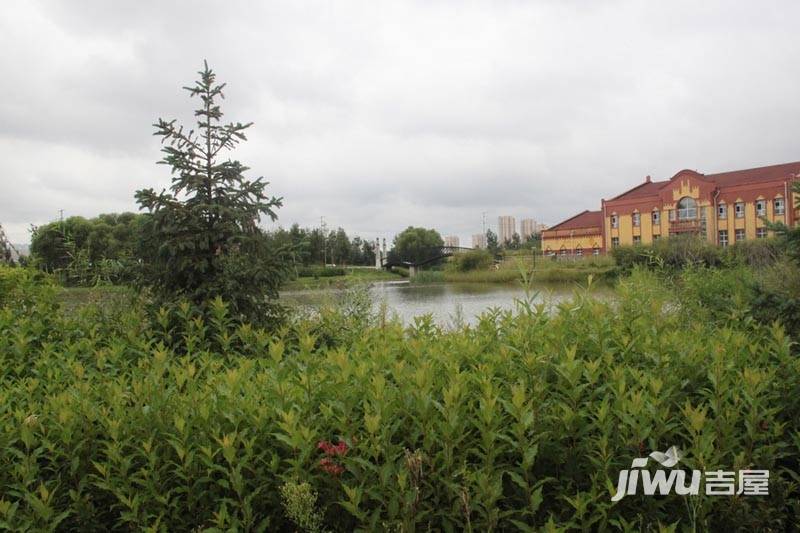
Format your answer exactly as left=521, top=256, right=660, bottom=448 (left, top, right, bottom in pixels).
left=381, top=245, right=473, bottom=268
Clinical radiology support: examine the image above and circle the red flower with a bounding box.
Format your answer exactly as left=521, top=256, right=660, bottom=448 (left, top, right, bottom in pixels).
left=319, top=457, right=345, bottom=476
left=317, top=439, right=348, bottom=476
left=317, top=440, right=348, bottom=457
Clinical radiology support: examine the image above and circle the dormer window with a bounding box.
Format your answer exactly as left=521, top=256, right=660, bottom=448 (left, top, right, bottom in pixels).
left=735, top=202, right=744, bottom=218
left=775, top=198, right=785, bottom=215
left=652, top=210, right=660, bottom=224
left=611, top=215, right=618, bottom=228
left=632, top=212, right=640, bottom=227
left=756, top=199, right=766, bottom=216
left=718, top=203, right=727, bottom=219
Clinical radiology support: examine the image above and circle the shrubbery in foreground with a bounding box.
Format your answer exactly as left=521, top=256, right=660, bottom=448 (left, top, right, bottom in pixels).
left=0, top=268, right=799, bottom=530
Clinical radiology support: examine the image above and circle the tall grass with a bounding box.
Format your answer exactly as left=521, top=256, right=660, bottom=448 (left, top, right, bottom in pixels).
left=0, top=266, right=798, bottom=530
left=439, top=255, right=615, bottom=284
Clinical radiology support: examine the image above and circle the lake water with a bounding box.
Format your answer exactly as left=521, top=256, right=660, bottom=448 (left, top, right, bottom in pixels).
left=282, top=280, right=608, bottom=326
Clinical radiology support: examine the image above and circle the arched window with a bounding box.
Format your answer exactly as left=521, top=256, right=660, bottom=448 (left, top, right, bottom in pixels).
left=677, top=197, right=697, bottom=220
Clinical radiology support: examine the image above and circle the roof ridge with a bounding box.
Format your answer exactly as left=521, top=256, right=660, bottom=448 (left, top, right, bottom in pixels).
left=608, top=179, right=667, bottom=201
left=706, top=160, right=800, bottom=178
left=546, top=209, right=601, bottom=231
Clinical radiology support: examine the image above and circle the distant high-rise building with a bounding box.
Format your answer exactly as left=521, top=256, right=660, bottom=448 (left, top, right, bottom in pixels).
left=472, top=233, right=487, bottom=249
left=498, top=216, right=516, bottom=244
left=444, top=235, right=460, bottom=247
left=520, top=218, right=538, bottom=239
left=536, top=223, right=549, bottom=232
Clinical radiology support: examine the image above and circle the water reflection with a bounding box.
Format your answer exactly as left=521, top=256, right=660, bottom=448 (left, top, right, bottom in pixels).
left=282, top=280, right=609, bottom=326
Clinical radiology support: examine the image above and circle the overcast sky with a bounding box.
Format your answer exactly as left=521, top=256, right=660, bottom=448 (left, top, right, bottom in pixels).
left=2, top=1, right=799, bottom=245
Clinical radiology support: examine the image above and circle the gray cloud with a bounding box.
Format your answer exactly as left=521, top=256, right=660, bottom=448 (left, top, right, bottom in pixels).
left=2, top=0, right=799, bottom=247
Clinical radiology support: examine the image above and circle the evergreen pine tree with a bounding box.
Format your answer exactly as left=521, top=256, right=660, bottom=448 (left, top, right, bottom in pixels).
left=136, top=61, right=290, bottom=322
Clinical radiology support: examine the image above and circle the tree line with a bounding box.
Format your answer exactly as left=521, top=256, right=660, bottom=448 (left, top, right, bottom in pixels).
left=30, top=215, right=378, bottom=278
left=263, top=224, right=375, bottom=267
left=26, top=58, right=541, bottom=306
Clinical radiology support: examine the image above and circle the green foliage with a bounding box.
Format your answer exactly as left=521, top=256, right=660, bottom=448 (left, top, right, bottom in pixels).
left=611, top=235, right=723, bottom=273
left=750, top=257, right=800, bottom=340
left=0, top=271, right=798, bottom=530
left=29, top=213, right=145, bottom=284
left=767, top=181, right=800, bottom=265
left=0, top=265, right=55, bottom=308
left=678, top=265, right=757, bottom=322
left=448, top=249, right=493, bottom=272
left=724, top=239, right=783, bottom=268
left=135, top=62, right=290, bottom=323
left=410, top=270, right=444, bottom=283
left=485, top=228, right=500, bottom=255
left=390, top=227, right=444, bottom=265
left=266, top=224, right=376, bottom=267
left=297, top=266, right=346, bottom=278
left=280, top=480, right=324, bottom=533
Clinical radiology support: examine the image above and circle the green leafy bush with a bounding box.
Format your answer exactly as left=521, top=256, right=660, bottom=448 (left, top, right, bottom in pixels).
left=0, top=265, right=55, bottom=308
left=0, top=274, right=798, bottom=530
left=723, top=238, right=782, bottom=268
left=612, top=235, right=723, bottom=273
left=296, top=266, right=346, bottom=278
left=448, top=249, right=494, bottom=272
left=750, top=258, right=800, bottom=341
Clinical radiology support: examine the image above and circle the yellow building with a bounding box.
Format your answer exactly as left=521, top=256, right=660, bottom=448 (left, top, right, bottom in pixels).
left=540, top=210, right=604, bottom=257
left=543, top=161, right=800, bottom=255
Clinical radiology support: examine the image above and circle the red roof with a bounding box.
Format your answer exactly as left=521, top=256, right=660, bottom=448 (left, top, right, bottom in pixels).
left=546, top=209, right=603, bottom=231
left=609, top=180, right=669, bottom=201
left=706, top=161, right=800, bottom=187
left=609, top=161, right=800, bottom=202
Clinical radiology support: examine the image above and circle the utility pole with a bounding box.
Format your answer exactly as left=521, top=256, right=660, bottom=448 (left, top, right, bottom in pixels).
left=482, top=211, right=486, bottom=234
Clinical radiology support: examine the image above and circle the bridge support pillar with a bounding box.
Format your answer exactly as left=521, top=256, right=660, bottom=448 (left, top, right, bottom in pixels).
left=408, top=265, right=417, bottom=277
left=374, top=238, right=388, bottom=269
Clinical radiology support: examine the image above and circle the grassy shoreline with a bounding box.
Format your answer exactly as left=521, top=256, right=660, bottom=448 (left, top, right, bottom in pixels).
left=411, top=255, right=617, bottom=285
left=281, top=267, right=404, bottom=291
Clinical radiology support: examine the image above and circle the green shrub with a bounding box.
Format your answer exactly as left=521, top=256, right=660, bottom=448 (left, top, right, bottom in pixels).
left=0, top=275, right=798, bottom=530
left=612, top=235, right=723, bottom=273
left=0, top=265, right=55, bottom=308
left=750, top=257, right=800, bottom=341
left=722, top=238, right=782, bottom=268
left=448, top=249, right=494, bottom=272
left=296, top=266, right=346, bottom=278
left=411, top=270, right=444, bottom=283
left=678, top=265, right=757, bottom=322
left=393, top=266, right=410, bottom=278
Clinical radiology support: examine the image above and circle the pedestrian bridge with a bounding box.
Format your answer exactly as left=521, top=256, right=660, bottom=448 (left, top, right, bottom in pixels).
left=380, top=245, right=472, bottom=276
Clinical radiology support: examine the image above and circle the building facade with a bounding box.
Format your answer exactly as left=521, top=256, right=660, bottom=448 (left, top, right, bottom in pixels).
left=444, top=235, right=460, bottom=247
left=498, top=215, right=516, bottom=244
left=540, top=210, right=604, bottom=256
left=520, top=218, right=537, bottom=239
left=542, top=161, right=800, bottom=256
left=472, top=233, right=487, bottom=249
